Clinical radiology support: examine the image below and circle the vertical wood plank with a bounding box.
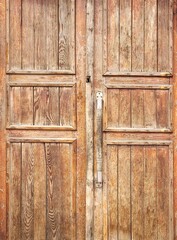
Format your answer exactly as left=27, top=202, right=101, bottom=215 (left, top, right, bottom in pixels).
left=46, top=0, right=59, bottom=70
left=21, top=143, right=34, bottom=240
left=158, top=0, right=169, bottom=72
left=107, top=146, right=118, bottom=239
left=144, top=147, right=157, bottom=240
left=131, top=146, right=144, bottom=240
left=9, top=143, right=21, bottom=240
left=34, top=0, right=47, bottom=70
left=21, top=87, right=33, bottom=125
left=132, top=0, right=144, bottom=71
left=119, top=89, right=131, bottom=127
left=144, top=0, right=157, bottom=71
left=107, top=0, right=119, bottom=71
left=22, top=0, right=35, bottom=69
left=107, top=89, right=119, bottom=128
left=59, top=143, right=72, bottom=239
left=59, top=0, right=70, bottom=70
left=157, top=146, right=169, bottom=240
left=156, top=90, right=169, bottom=128
left=33, top=143, right=46, bottom=240
left=9, top=0, right=22, bottom=69
left=46, top=87, right=59, bottom=125
left=11, top=87, right=21, bottom=125
left=34, top=87, right=48, bottom=125
left=118, top=146, right=131, bottom=240
left=120, top=0, right=131, bottom=71
left=45, top=143, right=61, bottom=240
left=144, top=90, right=156, bottom=128
left=131, top=90, right=144, bottom=128
left=60, top=87, right=73, bottom=126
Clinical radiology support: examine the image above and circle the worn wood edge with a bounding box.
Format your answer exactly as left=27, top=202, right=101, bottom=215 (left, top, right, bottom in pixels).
left=6, top=0, right=10, bottom=71
left=103, top=71, right=172, bottom=77
left=6, top=70, right=76, bottom=75
left=103, top=127, right=173, bottom=133
left=106, top=140, right=172, bottom=145
left=169, top=143, right=174, bottom=239
left=7, top=137, right=77, bottom=143
left=104, top=83, right=172, bottom=89
left=8, top=82, right=76, bottom=87
left=86, top=0, right=94, bottom=239
left=6, top=125, right=76, bottom=131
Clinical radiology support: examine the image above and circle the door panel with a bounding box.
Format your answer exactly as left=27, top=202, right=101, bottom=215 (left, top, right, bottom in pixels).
left=0, top=0, right=86, bottom=239
left=7, top=0, right=75, bottom=73
left=94, top=0, right=174, bottom=239
left=8, top=139, right=77, bottom=240
left=103, top=0, right=173, bottom=75
left=103, top=142, right=173, bottom=240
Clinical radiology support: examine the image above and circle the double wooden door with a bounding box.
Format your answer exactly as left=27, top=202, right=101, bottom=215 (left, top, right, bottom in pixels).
left=0, top=0, right=176, bottom=239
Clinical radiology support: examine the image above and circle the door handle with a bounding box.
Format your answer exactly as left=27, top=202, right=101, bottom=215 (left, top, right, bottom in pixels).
left=96, top=91, right=103, bottom=188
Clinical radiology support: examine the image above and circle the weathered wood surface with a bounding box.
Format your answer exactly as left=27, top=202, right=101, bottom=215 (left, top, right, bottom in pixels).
left=8, top=142, right=77, bottom=240
left=104, top=143, right=173, bottom=240
left=8, top=0, right=75, bottom=73
left=103, top=0, right=172, bottom=74
left=0, top=0, right=176, bottom=239
left=95, top=0, right=174, bottom=239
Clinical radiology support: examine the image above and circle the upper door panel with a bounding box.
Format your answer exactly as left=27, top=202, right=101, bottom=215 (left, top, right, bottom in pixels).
left=7, top=0, right=75, bottom=74
left=103, top=0, right=173, bottom=75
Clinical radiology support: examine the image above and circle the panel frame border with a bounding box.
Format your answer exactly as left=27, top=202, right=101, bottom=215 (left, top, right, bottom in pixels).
left=6, top=82, right=77, bottom=130
left=103, top=84, right=173, bottom=133
left=6, top=0, right=76, bottom=75
left=103, top=139, right=174, bottom=239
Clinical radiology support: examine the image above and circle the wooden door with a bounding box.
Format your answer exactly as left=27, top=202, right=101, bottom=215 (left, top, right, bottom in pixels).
left=0, top=0, right=86, bottom=239
left=0, top=1, right=177, bottom=240
left=92, top=0, right=177, bottom=240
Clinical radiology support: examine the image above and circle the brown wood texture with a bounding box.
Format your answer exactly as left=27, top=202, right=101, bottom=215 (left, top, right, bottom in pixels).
left=95, top=0, right=174, bottom=239
left=104, top=143, right=173, bottom=240
left=103, top=0, right=172, bottom=75
left=8, top=141, right=77, bottom=240
left=7, top=0, right=75, bottom=73
left=1, top=0, right=86, bottom=240
left=0, top=0, right=176, bottom=239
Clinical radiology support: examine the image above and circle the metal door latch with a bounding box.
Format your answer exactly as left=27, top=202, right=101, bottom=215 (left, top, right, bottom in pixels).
left=96, top=91, right=103, bottom=109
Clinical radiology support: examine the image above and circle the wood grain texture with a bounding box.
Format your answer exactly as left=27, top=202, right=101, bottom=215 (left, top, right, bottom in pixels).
left=45, top=143, right=61, bottom=240
left=20, top=87, right=33, bottom=125
left=46, top=0, right=59, bottom=70
left=157, top=146, right=169, bottom=240
left=10, top=85, right=76, bottom=128
left=107, top=0, right=119, bottom=71
left=158, top=0, right=169, bottom=72
left=132, top=0, right=144, bottom=71
left=107, top=146, right=118, bottom=239
left=34, top=0, right=47, bottom=70
left=118, top=146, right=131, bottom=240
left=119, top=0, right=131, bottom=71
left=105, top=87, right=171, bottom=131
left=21, top=143, right=34, bottom=240
left=22, top=0, right=35, bottom=69
left=9, top=143, right=21, bottom=240
left=104, top=143, right=173, bottom=240
left=144, top=146, right=157, bottom=240
left=131, top=89, right=144, bottom=128
left=144, top=0, right=157, bottom=71
left=104, top=0, right=172, bottom=74
left=33, top=143, right=46, bottom=240
left=9, top=0, right=22, bottom=69
left=131, top=146, right=144, bottom=240
left=8, top=0, right=75, bottom=72
left=59, top=0, right=70, bottom=70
